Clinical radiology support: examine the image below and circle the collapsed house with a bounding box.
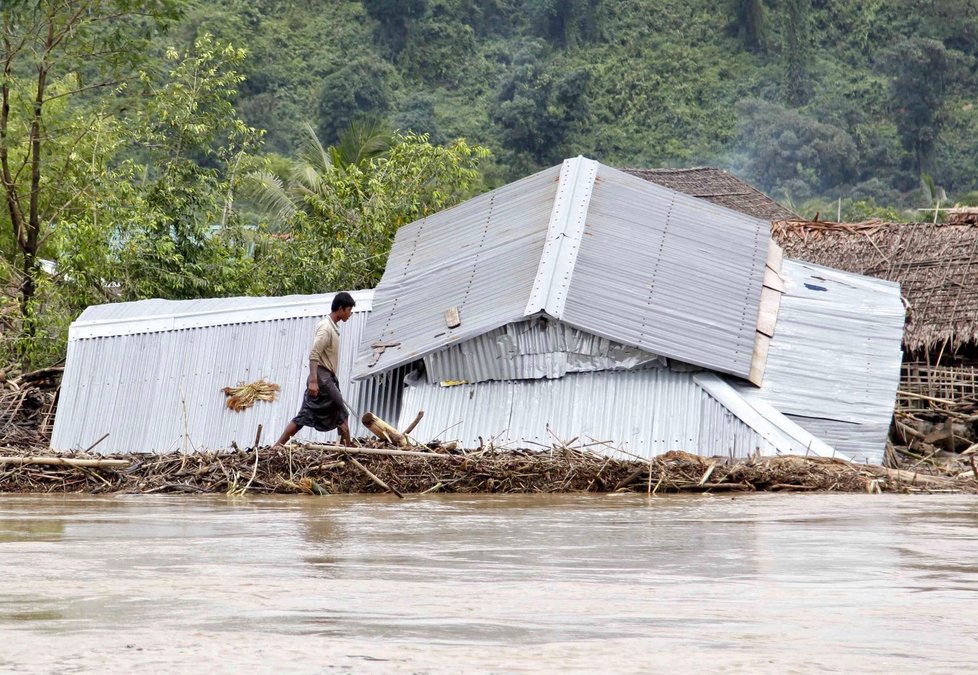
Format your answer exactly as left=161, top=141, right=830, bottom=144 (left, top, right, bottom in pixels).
left=51, top=158, right=904, bottom=463
left=352, top=157, right=903, bottom=463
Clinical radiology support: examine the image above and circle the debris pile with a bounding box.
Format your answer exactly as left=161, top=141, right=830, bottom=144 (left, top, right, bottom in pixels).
left=0, top=441, right=974, bottom=495
left=0, top=365, right=61, bottom=448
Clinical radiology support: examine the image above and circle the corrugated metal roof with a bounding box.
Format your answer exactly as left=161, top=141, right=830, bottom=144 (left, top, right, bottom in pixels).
left=735, top=259, right=905, bottom=464
left=51, top=291, right=402, bottom=454
left=70, top=291, right=374, bottom=339
left=353, top=164, right=561, bottom=379
left=354, top=157, right=769, bottom=381
left=560, top=164, right=768, bottom=378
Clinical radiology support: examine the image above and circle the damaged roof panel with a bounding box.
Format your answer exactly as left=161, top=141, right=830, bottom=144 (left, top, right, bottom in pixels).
left=397, top=367, right=776, bottom=458
left=355, top=157, right=772, bottom=381
left=561, top=164, right=768, bottom=378
left=734, top=259, right=905, bottom=464
left=352, top=164, right=561, bottom=379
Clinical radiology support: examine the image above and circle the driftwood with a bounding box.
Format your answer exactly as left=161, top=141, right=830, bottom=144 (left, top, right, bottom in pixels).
left=344, top=453, right=404, bottom=498
left=0, top=456, right=129, bottom=468
left=362, top=412, right=406, bottom=446
left=306, top=443, right=460, bottom=459
left=402, top=410, right=424, bottom=435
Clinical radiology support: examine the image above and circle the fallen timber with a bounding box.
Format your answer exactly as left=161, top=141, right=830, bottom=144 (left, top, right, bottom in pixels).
left=0, top=441, right=976, bottom=496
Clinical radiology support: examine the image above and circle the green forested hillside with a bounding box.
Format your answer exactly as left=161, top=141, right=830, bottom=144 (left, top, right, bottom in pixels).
left=177, top=0, right=978, bottom=215
left=2, top=0, right=977, bottom=366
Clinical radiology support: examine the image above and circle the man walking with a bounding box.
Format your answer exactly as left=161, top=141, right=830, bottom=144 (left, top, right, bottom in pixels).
left=274, top=292, right=356, bottom=448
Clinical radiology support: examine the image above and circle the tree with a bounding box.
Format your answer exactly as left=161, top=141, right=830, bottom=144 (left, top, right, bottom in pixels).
left=733, top=99, right=858, bottom=197
left=246, top=125, right=490, bottom=292
left=883, top=37, right=970, bottom=177
left=316, top=56, right=397, bottom=144
left=525, top=0, right=603, bottom=48
left=730, top=0, right=768, bottom=53
left=362, top=0, right=428, bottom=57
left=113, top=34, right=263, bottom=300
left=0, top=0, right=185, bottom=365
left=780, top=0, right=812, bottom=105
left=492, top=52, right=591, bottom=168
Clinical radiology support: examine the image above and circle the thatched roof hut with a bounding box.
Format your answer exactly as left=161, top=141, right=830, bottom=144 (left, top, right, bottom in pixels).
left=623, top=167, right=799, bottom=221
left=772, top=220, right=978, bottom=357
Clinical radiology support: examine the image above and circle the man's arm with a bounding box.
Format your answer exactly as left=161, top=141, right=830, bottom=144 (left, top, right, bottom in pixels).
left=307, top=359, right=319, bottom=397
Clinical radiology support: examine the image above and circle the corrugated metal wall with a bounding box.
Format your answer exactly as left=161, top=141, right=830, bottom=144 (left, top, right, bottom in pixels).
left=744, top=259, right=905, bottom=464
left=51, top=293, right=402, bottom=454
left=424, top=319, right=664, bottom=383
left=398, top=367, right=775, bottom=460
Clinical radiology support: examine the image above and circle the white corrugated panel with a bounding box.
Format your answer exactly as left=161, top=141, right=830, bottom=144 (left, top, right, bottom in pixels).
left=424, top=319, right=664, bottom=383
left=740, top=259, right=905, bottom=464
left=51, top=291, right=402, bottom=454
left=352, top=165, right=561, bottom=379
left=398, top=368, right=777, bottom=459
left=560, top=164, right=768, bottom=379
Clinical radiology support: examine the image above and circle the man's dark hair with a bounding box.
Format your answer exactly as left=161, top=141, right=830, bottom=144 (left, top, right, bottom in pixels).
left=332, top=291, right=356, bottom=312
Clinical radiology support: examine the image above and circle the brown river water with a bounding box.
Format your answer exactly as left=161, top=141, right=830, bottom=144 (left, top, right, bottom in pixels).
left=1, top=493, right=976, bottom=674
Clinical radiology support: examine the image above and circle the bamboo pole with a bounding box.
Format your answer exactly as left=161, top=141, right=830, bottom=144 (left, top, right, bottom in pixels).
left=344, top=453, right=404, bottom=498
left=362, top=412, right=406, bottom=446
left=0, top=456, right=130, bottom=468
left=402, top=410, right=424, bottom=435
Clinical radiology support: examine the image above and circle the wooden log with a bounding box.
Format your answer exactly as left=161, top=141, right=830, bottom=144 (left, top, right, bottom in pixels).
left=402, top=410, right=424, bottom=436
left=344, top=453, right=404, bottom=498
left=0, top=456, right=130, bottom=468
left=361, top=412, right=406, bottom=446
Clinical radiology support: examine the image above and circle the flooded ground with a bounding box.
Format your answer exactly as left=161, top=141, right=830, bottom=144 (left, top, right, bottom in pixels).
left=1, top=493, right=976, bottom=673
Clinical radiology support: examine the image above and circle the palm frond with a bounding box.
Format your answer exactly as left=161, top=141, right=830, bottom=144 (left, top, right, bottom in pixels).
left=298, top=122, right=334, bottom=175
left=239, top=170, right=297, bottom=231
left=334, top=116, right=394, bottom=167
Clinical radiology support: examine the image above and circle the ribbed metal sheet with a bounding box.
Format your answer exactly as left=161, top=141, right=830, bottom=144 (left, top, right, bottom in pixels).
left=355, top=157, right=770, bottom=381
left=352, top=165, right=561, bottom=379
left=739, top=259, right=905, bottom=464
left=51, top=292, right=403, bottom=454
left=398, top=368, right=777, bottom=459
left=424, top=319, right=664, bottom=383
left=561, top=164, right=768, bottom=378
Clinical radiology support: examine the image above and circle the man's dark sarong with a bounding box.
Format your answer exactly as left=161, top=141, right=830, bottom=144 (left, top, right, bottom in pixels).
left=291, top=366, right=349, bottom=432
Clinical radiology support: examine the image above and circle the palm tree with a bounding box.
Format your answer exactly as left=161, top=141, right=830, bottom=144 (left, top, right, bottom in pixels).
left=244, top=118, right=394, bottom=232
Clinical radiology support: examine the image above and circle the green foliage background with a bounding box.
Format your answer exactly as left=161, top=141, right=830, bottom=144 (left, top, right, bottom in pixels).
left=182, top=0, right=978, bottom=213
left=5, top=0, right=978, bottom=367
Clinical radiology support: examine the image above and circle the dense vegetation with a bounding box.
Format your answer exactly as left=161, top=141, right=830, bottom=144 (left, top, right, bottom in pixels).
left=3, top=0, right=978, bottom=367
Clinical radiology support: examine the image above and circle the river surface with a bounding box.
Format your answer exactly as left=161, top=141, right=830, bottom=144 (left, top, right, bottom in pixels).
left=0, top=493, right=976, bottom=674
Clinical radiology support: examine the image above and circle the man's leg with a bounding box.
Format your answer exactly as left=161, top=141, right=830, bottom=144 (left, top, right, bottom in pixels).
left=273, top=421, right=301, bottom=448
left=338, top=420, right=352, bottom=447
left=320, top=373, right=353, bottom=446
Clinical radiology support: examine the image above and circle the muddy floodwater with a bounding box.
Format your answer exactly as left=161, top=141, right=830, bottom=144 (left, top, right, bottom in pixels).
left=1, top=493, right=977, bottom=674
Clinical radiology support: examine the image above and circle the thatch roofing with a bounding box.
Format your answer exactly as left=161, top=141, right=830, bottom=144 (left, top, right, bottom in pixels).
left=623, top=167, right=799, bottom=221
left=773, top=219, right=978, bottom=353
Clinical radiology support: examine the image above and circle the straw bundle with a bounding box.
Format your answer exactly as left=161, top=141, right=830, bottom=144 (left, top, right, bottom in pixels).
left=222, top=379, right=281, bottom=411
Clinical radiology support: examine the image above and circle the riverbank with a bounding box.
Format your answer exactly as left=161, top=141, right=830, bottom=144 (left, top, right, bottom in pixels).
left=2, top=441, right=976, bottom=495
